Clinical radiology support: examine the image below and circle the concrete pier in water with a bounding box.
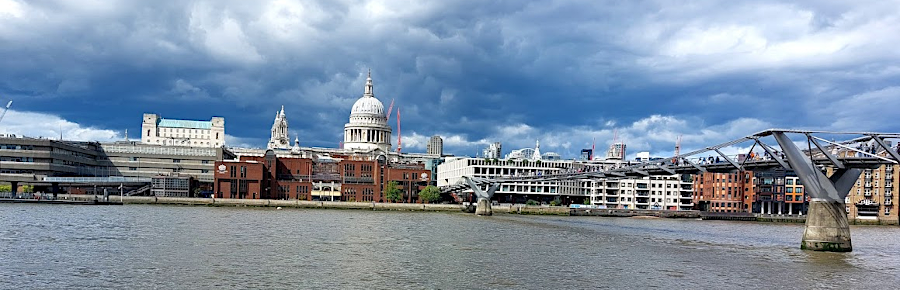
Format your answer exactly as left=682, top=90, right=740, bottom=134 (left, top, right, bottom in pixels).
left=801, top=200, right=853, bottom=252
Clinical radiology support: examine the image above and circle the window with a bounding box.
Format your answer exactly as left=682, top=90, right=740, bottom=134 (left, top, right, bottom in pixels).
left=786, top=179, right=793, bottom=185
left=796, top=188, right=802, bottom=193
left=129, top=167, right=137, bottom=171
left=173, top=159, right=181, bottom=163
left=786, top=195, right=793, bottom=201
left=786, top=187, right=794, bottom=193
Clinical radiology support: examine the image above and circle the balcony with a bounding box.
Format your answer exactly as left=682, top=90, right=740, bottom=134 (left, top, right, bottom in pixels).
left=343, top=176, right=375, bottom=184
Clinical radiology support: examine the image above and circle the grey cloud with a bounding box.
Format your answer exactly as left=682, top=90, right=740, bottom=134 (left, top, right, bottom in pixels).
left=1, top=0, right=898, bottom=157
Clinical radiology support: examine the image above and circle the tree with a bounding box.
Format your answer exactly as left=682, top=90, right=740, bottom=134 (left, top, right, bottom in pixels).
left=383, top=181, right=402, bottom=203
left=526, top=199, right=538, bottom=206
left=549, top=197, right=562, bottom=206
left=419, top=185, right=441, bottom=204
left=583, top=198, right=591, bottom=205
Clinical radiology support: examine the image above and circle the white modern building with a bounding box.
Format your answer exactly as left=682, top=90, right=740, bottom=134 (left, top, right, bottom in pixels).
left=343, top=70, right=392, bottom=152
left=142, top=114, right=225, bottom=147
left=607, top=142, right=626, bottom=160
left=437, top=155, right=694, bottom=209
left=483, top=142, right=502, bottom=159
left=577, top=175, right=694, bottom=210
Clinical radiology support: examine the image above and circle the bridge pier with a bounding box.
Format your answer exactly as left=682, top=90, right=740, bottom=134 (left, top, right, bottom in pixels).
left=774, top=132, right=861, bottom=252
left=465, top=177, right=498, bottom=216
left=475, top=198, right=492, bottom=216
left=802, top=200, right=852, bottom=251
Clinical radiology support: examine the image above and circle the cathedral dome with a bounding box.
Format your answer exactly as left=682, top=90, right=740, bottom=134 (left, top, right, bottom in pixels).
left=350, top=96, right=385, bottom=117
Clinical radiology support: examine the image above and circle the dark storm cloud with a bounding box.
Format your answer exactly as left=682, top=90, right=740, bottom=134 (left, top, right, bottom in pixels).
left=1, top=0, right=899, bottom=158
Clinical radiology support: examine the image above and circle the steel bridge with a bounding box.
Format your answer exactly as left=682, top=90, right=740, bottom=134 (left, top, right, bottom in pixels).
left=439, top=129, right=900, bottom=252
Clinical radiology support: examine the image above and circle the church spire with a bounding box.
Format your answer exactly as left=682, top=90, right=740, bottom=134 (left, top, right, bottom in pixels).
left=267, top=105, right=290, bottom=150
left=364, top=69, right=374, bottom=97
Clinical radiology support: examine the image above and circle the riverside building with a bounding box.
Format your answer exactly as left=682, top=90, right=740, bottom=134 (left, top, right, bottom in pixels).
left=437, top=154, right=694, bottom=209
left=0, top=135, right=233, bottom=195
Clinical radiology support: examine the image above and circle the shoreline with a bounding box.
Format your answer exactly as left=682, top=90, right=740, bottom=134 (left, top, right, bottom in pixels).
left=10, top=194, right=899, bottom=226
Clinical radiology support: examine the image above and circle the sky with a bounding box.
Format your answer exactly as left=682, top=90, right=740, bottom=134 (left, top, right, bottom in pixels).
left=1, top=0, right=899, bottom=159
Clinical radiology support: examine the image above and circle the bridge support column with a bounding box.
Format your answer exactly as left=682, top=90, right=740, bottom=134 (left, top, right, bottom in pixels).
left=803, top=199, right=852, bottom=252
left=52, top=182, right=59, bottom=200
left=475, top=198, right=492, bottom=216
left=774, top=132, right=861, bottom=252
left=465, top=177, right=498, bottom=216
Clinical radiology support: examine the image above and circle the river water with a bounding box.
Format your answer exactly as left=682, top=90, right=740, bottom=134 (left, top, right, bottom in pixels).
left=1, top=204, right=898, bottom=289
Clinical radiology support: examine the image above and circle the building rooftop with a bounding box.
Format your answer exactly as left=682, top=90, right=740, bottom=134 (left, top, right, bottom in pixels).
left=158, top=118, right=212, bottom=129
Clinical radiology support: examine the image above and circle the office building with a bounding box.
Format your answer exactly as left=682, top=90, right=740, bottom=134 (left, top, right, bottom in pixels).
left=142, top=114, right=225, bottom=147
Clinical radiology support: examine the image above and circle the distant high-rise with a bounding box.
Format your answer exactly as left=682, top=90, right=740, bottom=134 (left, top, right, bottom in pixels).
left=427, top=135, right=443, bottom=155
left=483, top=142, right=502, bottom=159
left=607, top=142, right=626, bottom=160
left=580, top=149, right=593, bottom=161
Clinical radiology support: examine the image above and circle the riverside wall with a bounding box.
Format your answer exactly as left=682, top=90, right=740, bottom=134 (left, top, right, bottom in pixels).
left=57, top=194, right=464, bottom=212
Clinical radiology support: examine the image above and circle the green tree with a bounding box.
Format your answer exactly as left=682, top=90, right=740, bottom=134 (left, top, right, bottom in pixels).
left=583, top=198, right=591, bottom=205
left=419, top=185, right=441, bottom=204
left=549, top=197, right=562, bottom=206
left=383, top=181, right=402, bottom=203
left=526, top=199, right=538, bottom=206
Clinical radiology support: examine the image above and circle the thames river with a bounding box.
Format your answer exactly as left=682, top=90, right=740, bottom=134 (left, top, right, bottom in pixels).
left=1, top=204, right=899, bottom=289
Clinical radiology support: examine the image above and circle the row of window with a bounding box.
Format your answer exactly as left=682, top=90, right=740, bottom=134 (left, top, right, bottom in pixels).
left=0, top=144, right=35, bottom=150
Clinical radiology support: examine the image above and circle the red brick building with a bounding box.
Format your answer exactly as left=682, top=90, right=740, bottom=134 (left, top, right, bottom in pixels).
left=214, top=150, right=430, bottom=202
left=693, top=171, right=754, bottom=213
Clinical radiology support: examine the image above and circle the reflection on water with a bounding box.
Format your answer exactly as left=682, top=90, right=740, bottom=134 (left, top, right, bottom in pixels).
left=1, top=204, right=898, bottom=289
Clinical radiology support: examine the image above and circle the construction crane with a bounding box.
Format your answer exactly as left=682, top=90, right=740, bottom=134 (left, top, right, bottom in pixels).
left=386, top=98, right=394, bottom=120
left=0, top=100, right=11, bottom=125
left=674, top=135, right=682, bottom=157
